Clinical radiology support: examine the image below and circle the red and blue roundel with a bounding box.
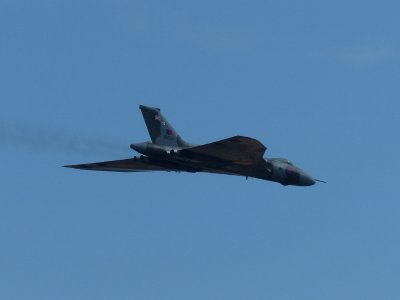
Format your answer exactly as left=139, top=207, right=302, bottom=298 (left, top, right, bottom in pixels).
left=284, top=168, right=300, bottom=185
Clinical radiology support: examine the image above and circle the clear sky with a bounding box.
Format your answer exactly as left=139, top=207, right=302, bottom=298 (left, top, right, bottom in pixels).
left=1, top=1, right=399, bottom=299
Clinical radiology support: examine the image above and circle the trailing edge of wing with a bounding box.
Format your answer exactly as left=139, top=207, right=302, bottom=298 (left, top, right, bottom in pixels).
left=179, top=135, right=267, bottom=163
left=64, top=158, right=170, bottom=172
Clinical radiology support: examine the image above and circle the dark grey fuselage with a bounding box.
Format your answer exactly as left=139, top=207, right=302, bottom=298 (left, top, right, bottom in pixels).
left=130, top=141, right=315, bottom=186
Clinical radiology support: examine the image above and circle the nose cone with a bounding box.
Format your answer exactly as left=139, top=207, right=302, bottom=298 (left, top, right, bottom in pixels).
left=298, top=173, right=316, bottom=186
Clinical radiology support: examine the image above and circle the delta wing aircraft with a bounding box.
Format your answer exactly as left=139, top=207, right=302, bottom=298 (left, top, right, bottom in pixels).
left=65, top=105, right=324, bottom=186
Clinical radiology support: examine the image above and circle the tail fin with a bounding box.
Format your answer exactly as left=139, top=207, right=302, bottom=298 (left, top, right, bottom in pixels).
left=139, top=105, right=191, bottom=147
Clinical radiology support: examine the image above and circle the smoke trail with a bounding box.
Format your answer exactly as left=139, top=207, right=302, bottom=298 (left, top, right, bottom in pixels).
left=0, top=119, right=129, bottom=157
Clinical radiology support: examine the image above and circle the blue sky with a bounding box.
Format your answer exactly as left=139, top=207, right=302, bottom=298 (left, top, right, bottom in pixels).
left=1, top=1, right=399, bottom=299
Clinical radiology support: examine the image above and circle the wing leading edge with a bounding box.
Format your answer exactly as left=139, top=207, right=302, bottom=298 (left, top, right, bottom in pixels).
left=64, top=158, right=172, bottom=172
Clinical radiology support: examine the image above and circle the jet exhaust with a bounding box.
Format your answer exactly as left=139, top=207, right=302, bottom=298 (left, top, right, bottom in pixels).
left=130, top=142, right=168, bottom=157
left=0, top=119, right=127, bottom=157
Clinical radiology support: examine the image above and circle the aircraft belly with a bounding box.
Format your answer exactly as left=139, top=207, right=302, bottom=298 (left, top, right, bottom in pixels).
left=168, top=155, right=270, bottom=178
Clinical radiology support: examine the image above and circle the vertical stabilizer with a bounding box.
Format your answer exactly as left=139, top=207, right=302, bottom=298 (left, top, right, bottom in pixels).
left=139, top=105, right=191, bottom=147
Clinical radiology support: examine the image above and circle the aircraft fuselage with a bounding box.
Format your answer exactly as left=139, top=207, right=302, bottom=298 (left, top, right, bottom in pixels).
left=130, top=142, right=315, bottom=186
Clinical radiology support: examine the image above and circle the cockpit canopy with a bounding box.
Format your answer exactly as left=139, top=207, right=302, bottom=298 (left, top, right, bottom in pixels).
left=268, top=158, right=293, bottom=165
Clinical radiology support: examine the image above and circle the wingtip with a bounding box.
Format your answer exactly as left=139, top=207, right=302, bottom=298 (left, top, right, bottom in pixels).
left=63, top=164, right=85, bottom=170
